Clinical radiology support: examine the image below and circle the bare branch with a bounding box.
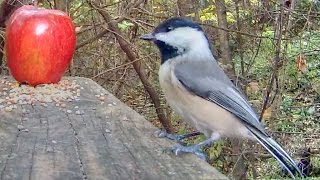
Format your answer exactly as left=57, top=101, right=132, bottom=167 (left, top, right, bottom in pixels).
left=88, top=0, right=172, bottom=132
left=259, top=2, right=285, bottom=121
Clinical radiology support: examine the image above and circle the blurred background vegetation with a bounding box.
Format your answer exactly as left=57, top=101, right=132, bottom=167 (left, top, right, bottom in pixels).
left=0, top=0, right=319, bottom=179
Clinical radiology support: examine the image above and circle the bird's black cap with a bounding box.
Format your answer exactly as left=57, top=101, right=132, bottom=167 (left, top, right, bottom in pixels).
left=153, top=17, right=203, bottom=33
left=140, top=17, right=204, bottom=41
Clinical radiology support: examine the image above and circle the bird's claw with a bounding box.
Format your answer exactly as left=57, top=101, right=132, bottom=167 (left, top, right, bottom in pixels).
left=156, top=130, right=170, bottom=138
left=164, top=144, right=208, bottom=161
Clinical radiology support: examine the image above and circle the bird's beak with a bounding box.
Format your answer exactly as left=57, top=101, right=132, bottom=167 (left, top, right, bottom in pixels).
left=140, top=33, right=156, bottom=41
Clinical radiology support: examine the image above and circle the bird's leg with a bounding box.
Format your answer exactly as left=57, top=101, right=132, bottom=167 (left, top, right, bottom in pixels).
left=167, top=133, right=221, bottom=161
left=157, top=130, right=201, bottom=143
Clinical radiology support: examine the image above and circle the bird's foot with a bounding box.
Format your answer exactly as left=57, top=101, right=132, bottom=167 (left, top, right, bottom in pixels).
left=163, top=136, right=219, bottom=161
left=156, top=130, right=201, bottom=143
left=166, top=143, right=208, bottom=161
left=162, top=133, right=220, bottom=162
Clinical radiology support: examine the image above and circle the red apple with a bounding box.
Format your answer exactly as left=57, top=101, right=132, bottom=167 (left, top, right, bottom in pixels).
left=5, top=5, right=76, bottom=86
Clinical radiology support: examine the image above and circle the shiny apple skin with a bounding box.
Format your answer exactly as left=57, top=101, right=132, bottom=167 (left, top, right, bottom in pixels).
left=5, top=5, right=76, bottom=86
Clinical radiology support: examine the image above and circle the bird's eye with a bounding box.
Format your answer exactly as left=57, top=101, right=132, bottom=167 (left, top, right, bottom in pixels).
left=166, top=26, right=174, bottom=32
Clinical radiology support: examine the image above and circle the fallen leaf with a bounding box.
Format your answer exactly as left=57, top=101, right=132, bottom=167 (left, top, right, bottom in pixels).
left=262, top=107, right=272, bottom=119
left=296, top=54, right=308, bottom=73
left=248, top=82, right=260, bottom=93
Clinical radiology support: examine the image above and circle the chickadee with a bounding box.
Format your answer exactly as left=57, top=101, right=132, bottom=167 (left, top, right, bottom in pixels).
left=140, top=17, right=302, bottom=178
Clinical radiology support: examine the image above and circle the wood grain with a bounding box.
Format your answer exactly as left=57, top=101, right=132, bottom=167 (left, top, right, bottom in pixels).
left=0, top=76, right=228, bottom=180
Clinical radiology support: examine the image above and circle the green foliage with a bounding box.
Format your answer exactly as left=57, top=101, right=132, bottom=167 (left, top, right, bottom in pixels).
left=117, top=21, right=135, bottom=31
left=208, top=140, right=224, bottom=159
left=199, top=5, right=217, bottom=22
left=199, top=2, right=252, bottom=23
left=278, top=97, right=317, bottom=132
left=70, top=2, right=92, bottom=24
left=177, top=126, right=187, bottom=135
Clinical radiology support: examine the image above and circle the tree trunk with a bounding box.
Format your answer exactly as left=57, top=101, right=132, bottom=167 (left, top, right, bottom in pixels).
left=215, top=0, right=246, bottom=179
left=215, top=0, right=236, bottom=79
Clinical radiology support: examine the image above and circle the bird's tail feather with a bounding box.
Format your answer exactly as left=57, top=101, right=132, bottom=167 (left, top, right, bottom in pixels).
left=248, top=128, right=302, bottom=179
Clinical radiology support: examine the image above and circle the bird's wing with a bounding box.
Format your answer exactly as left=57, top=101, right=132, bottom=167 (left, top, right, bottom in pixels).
left=174, top=60, right=268, bottom=136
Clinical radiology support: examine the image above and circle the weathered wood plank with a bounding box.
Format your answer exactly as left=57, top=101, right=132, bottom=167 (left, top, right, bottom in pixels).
left=0, top=76, right=228, bottom=180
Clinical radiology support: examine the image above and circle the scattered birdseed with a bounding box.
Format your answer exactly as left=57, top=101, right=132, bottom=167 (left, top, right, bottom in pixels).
left=17, top=124, right=24, bottom=130
left=122, top=116, right=129, bottom=121
left=21, top=129, right=29, bottom=132
left=0, top=79, right=82, bottom=112
left=41, top=103, right=48, bottom=107
left=4, top=106, right=13, bottom=112
left=75, top=110, right=82, bottom=115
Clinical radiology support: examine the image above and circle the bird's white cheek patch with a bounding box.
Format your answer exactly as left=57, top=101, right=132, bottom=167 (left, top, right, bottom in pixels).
left=155, top=33, right=182, bottom=47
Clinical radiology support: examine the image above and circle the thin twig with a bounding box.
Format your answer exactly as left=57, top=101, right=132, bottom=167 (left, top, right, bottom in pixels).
left=259, top=3, right=285, bottom=121
left=201, top=23, right=289, bottom=40
left=92, top=52, right=157, bottom=79
left=88, top=0, right=172, bottom=132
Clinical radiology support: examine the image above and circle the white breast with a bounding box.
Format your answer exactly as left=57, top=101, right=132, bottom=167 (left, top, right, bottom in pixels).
left=159, top=60, right=193, bottom=120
